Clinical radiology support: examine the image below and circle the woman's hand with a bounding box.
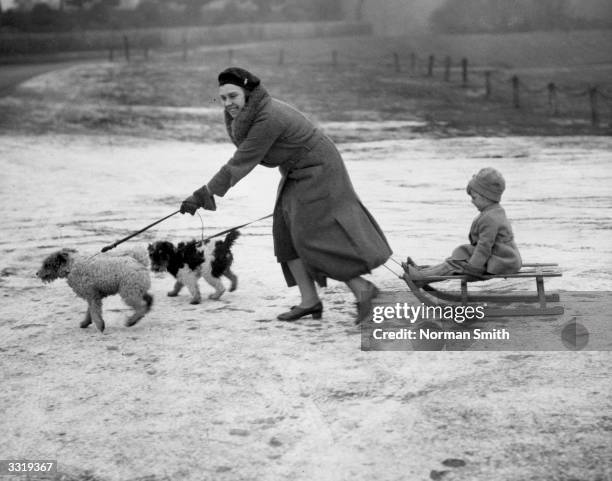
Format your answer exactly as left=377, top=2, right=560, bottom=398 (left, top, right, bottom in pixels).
left=179, top=185, right=217, bottom=215
left=180, top=195, right=200, bottom=215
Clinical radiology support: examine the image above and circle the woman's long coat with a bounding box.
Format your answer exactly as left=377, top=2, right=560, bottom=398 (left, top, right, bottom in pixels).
left=450, top=203, right=522, bottom=274
left=207, top=97, right=392, bottom=286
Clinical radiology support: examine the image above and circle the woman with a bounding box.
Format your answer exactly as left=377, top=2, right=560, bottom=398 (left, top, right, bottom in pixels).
left=180, top=67, right=391, bottom=323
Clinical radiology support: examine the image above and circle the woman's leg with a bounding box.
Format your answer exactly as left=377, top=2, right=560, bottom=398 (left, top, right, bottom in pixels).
left=287, top=258, right=320, bottom=307
left=346, top=276, right=376, bottom=301
left=346, top=276, right=379, bottom=324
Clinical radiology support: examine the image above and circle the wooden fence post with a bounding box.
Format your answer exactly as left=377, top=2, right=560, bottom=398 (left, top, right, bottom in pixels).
left=228, top=48, right=233, bottom=64
left=122, top=34, right=130, bottom=62
left=547, top=82, right=558, bottom=115
left=444, top=56, right=451, bottom=82
left=393, top=52, right=400, bottom=73
left=512, top=75, right=520, bottom=108
left=427, top=55, right=434, bottom=77
left=461, top=58, right=468, bottom=86
left=589, top=86, right=599, bottom=126
left=182, top=34, right=187, bottom=61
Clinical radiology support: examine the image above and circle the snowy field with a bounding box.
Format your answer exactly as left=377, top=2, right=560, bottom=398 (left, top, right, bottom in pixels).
left=1, top=132, right=611, bottom=480
left=2, top=30, right=612, bottom=478
left=1, top=133, right=611, bottom=292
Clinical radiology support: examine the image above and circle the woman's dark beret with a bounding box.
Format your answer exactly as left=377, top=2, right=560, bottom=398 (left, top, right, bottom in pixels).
left=218, top=67, right=261, bottom=91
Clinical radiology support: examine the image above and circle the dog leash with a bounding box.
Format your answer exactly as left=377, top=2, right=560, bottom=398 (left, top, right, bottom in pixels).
left=195, top=213, right=273, bottom=245
left=100, top=210, right=273, bottom=254
left=100, top=210, right=181, bottom=253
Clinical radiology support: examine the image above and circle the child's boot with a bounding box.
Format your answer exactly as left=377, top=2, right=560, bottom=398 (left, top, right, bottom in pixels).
left=406, top=262, right=455, bottom=286
left=416, top=262, right=456, bottom=278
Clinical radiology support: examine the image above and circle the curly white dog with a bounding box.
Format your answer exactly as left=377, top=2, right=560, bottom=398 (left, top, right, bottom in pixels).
left=36, top=248, right=153, bottom=332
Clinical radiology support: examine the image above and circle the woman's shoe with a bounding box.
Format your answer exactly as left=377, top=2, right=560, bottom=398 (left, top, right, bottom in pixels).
left=277, top=302, right=323, bottom=321
left=355, top=282, right=380, bottom=325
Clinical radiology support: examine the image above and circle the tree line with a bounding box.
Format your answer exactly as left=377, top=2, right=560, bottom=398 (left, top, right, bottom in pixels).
left=0, top=0, right=343, bottom=32
left=430, top=0, right=611, bottom=33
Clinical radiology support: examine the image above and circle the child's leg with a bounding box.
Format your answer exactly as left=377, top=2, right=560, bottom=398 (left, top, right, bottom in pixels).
left=409, top=262, right=457, bottom=280
left=450, top=244, right=474, bottom=261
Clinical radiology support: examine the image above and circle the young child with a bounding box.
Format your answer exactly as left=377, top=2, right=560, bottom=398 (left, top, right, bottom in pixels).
left=406, top=167, right=522, bottom=283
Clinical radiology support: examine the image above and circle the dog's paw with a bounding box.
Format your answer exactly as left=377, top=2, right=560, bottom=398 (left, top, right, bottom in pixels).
left=189, top=299, right=201, bottom=305
left=208, top=290, right=225, bottom=300
left=125, top=316, right=143, bottom=327
left=167, top=291, right=179, bottom=297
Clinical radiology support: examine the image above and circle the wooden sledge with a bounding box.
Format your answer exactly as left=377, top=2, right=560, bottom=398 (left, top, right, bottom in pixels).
left=401, top=262, right=564, bottom=318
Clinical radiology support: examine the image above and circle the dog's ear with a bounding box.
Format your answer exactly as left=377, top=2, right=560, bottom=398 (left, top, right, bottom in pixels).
left=57, top=250, right=72, bottom=263
left=48, top=250, right=69, bottom=269
left=159, top=241, right=175, bottom=254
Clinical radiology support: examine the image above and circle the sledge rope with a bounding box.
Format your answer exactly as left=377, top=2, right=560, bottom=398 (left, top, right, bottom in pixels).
left=383, top=264, right=402, bottom=279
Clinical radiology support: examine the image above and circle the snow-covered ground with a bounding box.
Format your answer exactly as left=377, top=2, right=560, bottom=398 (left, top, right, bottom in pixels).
left=1, top=133, right=611, bottom=293
left=1, top=133, right=611, bottom=481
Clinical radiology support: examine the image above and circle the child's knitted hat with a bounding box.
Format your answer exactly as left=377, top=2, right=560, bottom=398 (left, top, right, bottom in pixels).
left=467, top=167, right=505, bottom=202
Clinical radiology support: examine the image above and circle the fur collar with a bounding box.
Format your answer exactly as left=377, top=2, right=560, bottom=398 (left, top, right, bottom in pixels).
left=224, top=85, right=271, bottom=146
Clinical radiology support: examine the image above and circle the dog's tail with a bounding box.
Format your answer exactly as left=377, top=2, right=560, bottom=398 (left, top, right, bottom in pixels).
left=223, top=230, right=240, bottom=250
left=211, top=230, right=240, bottom=278
left=143, top=293, right=154, bottom=311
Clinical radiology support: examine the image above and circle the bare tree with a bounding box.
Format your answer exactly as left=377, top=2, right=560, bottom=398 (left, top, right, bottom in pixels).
left=431, top=0, right=572, bottom=32
left=252, top=0, right=272, bottom=16
left=355, top=0, right=365, bottom=21
left=64, top=0, right=119, bottom=10
left=175, top=0, right=215, bottom=21
left=14, top=0, right=37, bottom=11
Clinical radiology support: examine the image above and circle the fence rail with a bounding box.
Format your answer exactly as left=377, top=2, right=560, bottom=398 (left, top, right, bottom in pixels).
left=0, top=21, right=371, bottom=56
left=219, top=46, right=611, bottom=129
left=231, top=46, right=612, bottom=128
left=3, top=28, right=609, bottom=129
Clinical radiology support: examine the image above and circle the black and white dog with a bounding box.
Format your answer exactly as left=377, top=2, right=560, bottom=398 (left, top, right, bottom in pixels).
left=148, top=231, right=239, bottom=304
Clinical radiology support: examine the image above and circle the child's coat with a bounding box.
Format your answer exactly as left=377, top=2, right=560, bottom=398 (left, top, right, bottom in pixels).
left=450, top=203, right=522, bottom=274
